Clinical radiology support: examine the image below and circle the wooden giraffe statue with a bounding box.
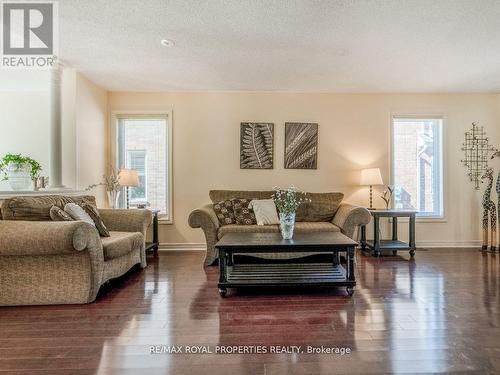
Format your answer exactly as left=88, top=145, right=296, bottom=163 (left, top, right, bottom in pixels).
left=481, top=168, right=497, bottom=251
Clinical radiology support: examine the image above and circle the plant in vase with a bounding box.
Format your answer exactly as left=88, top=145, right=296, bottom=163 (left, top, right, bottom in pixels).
left=0, top=153, right=42, bottom=190
left=86, top=168, right=121, bottom=208
left=272, top=186, right=311, bottom=239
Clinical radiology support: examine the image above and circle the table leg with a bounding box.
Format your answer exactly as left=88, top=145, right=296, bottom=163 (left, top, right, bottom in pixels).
left=346, top=246, right=355, bottom=296
left=374, top=216, right=381, bottom=257
left=218, top=249, right=227, bottom=297
left=392, top=217, right=398, bottom=255
left=360, top=225, right=366, bottom=250
left=152, top=212, right=159, bottom=257
left=409, top=214, right=416, bottom=258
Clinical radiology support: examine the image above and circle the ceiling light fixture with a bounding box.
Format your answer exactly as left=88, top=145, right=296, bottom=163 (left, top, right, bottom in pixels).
left=160, top=39, right=175, bottom=47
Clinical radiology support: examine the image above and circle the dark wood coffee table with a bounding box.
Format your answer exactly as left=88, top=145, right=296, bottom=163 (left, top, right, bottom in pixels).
left=215, top=232, right=358, bottom=297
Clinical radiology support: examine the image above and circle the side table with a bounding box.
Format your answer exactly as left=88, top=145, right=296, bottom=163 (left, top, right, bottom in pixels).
left=360, top=209, right=417, bottom=257
left=145, top=209, right=160, bottom=257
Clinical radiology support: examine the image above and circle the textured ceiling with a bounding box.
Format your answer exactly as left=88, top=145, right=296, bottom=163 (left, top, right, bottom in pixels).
left=59, top=0, right=500, bottom=92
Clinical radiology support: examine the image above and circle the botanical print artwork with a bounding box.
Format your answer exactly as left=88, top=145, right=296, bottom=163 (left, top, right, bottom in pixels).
left=240, top=123, right=274, bottom=169
left=284, top=122, right=318, bottom=169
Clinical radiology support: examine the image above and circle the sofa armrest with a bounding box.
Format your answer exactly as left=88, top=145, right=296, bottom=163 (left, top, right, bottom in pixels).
left=0, top=220, right=101, bottom=256
left=188, top=204, right=219, bottom=265
left=98, top=209, right=152, bottom=236
left=332, top=203, right=371, bottom=239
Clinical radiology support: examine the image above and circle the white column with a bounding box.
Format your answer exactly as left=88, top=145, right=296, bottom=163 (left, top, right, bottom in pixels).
left=48, top=63, right=65, bottom=189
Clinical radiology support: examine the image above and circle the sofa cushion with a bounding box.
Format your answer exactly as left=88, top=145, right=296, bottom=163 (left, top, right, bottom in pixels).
left=64, top=203, right=96, bottom=227
left=217, top=222, right=341, bottom=239
left=209, top=190, right=343, bottom=222
left=210, top=190, right=273, bottom=203
left=101, top=231, right=144, bottom=260
left=232, top=198, right=256, bottom=225
left=249, top=199, right=279, bottom=225
left=295, top=192, right=344, bottom=222
left=49, top=206, right=74, bottom=221
left=213, top=199, right=236, bottom=225
left=81, top=202, right=110, bottom=237
left=1, top=195, right=97, bottom=221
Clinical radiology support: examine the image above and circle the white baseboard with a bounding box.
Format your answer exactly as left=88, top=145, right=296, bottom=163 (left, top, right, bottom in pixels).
left=416, top=240, right=482, bottom=248
left=158, top=241, right=482, bottom=251
left=158, top=243, right=206, bottom=251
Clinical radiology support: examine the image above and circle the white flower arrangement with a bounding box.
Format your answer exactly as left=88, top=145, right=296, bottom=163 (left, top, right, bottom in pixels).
left=272, top=186, right=311, bottom=214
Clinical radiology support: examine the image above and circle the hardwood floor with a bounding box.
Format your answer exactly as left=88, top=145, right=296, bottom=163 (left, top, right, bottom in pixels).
left=1, top=249, right=500, bottom=374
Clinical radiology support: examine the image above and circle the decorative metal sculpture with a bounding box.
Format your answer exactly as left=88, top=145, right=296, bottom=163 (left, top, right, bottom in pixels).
left=461, top=122, right=497, bottom=189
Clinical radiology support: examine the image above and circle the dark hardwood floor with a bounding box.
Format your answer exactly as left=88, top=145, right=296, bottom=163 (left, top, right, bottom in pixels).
left=1, top=249, right=500, bottom=374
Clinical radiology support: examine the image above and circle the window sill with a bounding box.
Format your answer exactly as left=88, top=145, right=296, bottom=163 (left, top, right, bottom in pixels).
left=159, top=218, right=173, bottom=225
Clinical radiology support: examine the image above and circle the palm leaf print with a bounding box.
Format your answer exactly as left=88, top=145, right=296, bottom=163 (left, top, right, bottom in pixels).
left=240, top=123, right=274, bottom=169
left=284, top=123, right=318, bottom=169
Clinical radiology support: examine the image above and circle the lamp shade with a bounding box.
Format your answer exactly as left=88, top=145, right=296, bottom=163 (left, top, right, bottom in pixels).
left=118, top=169, right=140, bottom=187
left=360, top=168, right=383, bottom=186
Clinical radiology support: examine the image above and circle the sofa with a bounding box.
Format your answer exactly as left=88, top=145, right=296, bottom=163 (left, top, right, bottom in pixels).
left=189, top=190, right=371, bottom=265
left=0, top=195, right=152, bottom=306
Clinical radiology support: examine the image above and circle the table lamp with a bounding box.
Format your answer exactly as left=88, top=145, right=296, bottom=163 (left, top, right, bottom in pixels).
left=118, top=169, right=140, bottom=209
left=360, top=168, right=383, bottom=209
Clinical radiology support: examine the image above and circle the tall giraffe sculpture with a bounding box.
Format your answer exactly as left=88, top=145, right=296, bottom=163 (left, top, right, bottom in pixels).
left=481, top=168, right=497, bottom=251
left=492, top=151, right=500, bottom=251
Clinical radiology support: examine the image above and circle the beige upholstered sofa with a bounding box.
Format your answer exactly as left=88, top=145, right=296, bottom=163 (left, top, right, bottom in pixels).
left=0, top=195, right=152, bottom=306
left=189, top=190, right=371, bottom=265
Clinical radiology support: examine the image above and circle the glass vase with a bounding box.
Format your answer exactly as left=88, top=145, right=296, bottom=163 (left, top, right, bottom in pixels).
left=279, top=212, right=296, bottom=240
left=106, top=190, right=121, bottom=208
left=7, top=162, right=32, bottom=190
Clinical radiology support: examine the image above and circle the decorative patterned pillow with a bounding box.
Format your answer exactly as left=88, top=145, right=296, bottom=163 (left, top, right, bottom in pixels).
left=232, top=198, right=257, bottom=225
left=49, top=206, right=74, bottom=222
left=213, top=200, right=236, bottom=226
left=81, top=203, right=110, bottom=237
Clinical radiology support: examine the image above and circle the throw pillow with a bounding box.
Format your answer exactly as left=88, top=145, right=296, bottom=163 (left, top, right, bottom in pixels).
left=81, top=203, right=110, bottom=237
left=232, top=198, right=257, bottom=225
left=213, top=200, right=236, bottom=226
left=249, top=199, right=279, bottom=225
left=49, top=206, right=74, bottom=222
left=64, top=203, right=96, bottom=227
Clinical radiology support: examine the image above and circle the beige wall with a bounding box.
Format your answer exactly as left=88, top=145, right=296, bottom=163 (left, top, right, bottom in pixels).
left=108, top=92, right=500, bottom=246
left=75, top=74, right=108, bottom=206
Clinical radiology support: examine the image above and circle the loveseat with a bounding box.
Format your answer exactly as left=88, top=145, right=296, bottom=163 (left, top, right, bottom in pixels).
left=189, top=190, right=371, bottom=265
left=0, top=195, right=152, bottom=305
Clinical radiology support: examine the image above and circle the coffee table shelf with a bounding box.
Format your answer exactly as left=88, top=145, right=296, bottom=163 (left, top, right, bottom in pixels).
left=224, top=263, right=350, bottom=285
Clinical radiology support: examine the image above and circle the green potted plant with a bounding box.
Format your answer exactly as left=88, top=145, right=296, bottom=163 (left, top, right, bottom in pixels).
left=0, top=153, right=42, bottom=190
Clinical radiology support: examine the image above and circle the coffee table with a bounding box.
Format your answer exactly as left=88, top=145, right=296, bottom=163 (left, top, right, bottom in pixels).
left=215, top=232, right=358, bottom=297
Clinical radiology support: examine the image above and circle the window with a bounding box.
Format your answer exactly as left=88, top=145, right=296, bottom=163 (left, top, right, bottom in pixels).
left=392, top=117, right=443, bottom=218
left=126, top=150, right=147, bottom=202
left=115, top=113, right=172, bottom=221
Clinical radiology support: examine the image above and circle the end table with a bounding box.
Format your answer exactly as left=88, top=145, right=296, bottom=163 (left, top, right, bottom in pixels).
left=360, top=209, right=417, bottom=257
left=145, top=209, right=160, bottom=257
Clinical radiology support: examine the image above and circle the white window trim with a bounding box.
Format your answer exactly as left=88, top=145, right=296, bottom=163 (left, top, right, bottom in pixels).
left=110, top=109, right=173, bottom=224
left=389, top=113, right=447, bottom=222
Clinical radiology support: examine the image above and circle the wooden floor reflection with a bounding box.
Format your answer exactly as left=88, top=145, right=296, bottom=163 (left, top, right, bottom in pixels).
left=1, top=249, right=500, bottom=374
